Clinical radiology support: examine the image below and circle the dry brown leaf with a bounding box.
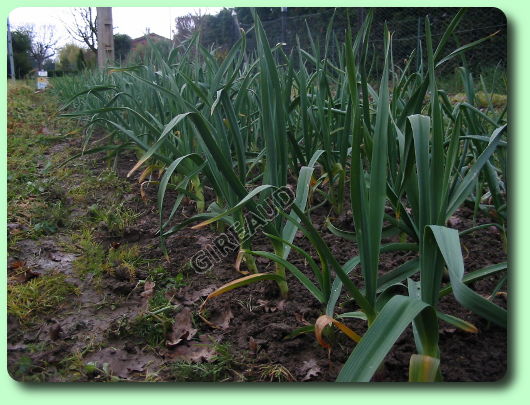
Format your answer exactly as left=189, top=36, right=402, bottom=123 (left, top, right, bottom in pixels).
left=294, top=312, right=310, bottom=325
left=257, top=299, right=286, bottom=313
left=141, top=281, right=156, bottom=298
left=84, top=347, right=160, bottom=379
left=139, top=181, right=149, bottom=202
left=315, top=314, right=361, bottom=350
left=166, top=307, right=197, bottom=347
left=248, top=336, right=258, bottom=354
left=164, top=335, right=217, bottom=363
left=300, top=359, right=322, bottom=381
left=179, top=285, right=216, bottom=305
left=7, top=261, right=39, bottom=285
left=234, top=249, right=249, bottom=275
left=208, top=303, right=234, bottom=330
left=138, top=165, right=154, bottom=183
left=248, top=336, right=267, bottom=355
left=8, top=260, right=26, bottom=271
left=139, top=281, right=155, bottom=314
left=7, top=223, right=23, bottom=235
left=198, top=272, right=282, bottom=328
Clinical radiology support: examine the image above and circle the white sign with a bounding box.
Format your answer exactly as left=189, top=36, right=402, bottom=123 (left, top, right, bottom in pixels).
left=37, top=76, right=49, bottom=90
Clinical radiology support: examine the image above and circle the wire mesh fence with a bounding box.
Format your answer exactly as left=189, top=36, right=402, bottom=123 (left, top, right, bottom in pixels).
left=226, top=7, right=507, bottom=77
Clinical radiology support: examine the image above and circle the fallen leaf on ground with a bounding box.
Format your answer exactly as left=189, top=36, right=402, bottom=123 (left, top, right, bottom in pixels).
left=83, top=347, right=160, bottom=379
left=166, top=307, right=197, bottom=347
left=294, top=311, right=310, bottom=325
left=7, top=261, right=39, bottom=285
left=7, top=223, right=24, bottom=234
left=248, top=336, right=257, bottom=354
left=208, top=303, right=234, bottom=330
left=164, top=335, right=218, bottom=363
left=248, top=336, right=267, bottom=355
left=8, top=260, right=26, bottom=271
left=257, top=299, right=286, bottom=313
left=179, top=285, right=216, bottom=305
left=139, top=281, right=155, bottom=313
left=300, top=359, right=322, bottom=381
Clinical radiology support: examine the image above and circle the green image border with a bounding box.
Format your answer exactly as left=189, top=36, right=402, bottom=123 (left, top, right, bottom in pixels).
left=1, top=0, right=524, bottom=403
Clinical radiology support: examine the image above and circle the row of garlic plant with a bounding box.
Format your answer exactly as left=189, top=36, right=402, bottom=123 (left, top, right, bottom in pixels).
left=54, top=8, right=507, bottom=382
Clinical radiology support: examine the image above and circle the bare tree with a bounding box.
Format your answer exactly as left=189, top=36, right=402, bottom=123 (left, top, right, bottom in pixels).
left=173, top=12, right=210, bottom=45
left=174, top=14, right=200, bottom=42
left=29, top=25, right=58, bottom=70
left=63, top=7, right=98, bottom=54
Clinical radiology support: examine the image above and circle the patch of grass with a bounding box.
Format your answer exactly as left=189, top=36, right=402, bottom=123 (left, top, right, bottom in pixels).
left=68, top=169, right=132, bottom=205
left=33, top=200, right=70, bottom=234
left=57, top=351, right=95, bottom=382
left=148, top=288, right=173, bottom=312
left=258, top=363, right=296, bottom=382
left=8, top=198, right=70, bottom=245
left=110, top=309, right=173, bottom=348
left=72, top=228, right=106, bottom=279
left=7, top=83, right=79, bottom=248
left=147, top=265, right=188, bottom=288
left=72, top=229, right=147, bottom=284
left=7, top=273, right=80, bottom=324
left=10, top=356, right=35, bottom=381
left=127, top=315, right=172, bottom=347
left=87, top=201, right=140, bottom=236
left=57, top=348, right=120, bottom=382
left=170, top=343, right=236, bottom=382
left=25, top=342, right=49, bottom=353
left=108, top=284, right=181, bottom=347
left=9, top=341, right=115, bottom=382
left=108, top=244, right=147, bottom=279
left=106, top=244, right=144, bottom=281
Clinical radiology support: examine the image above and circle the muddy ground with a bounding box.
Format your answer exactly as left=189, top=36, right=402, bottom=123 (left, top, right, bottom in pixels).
left=7, top=86, right=507, bottom=382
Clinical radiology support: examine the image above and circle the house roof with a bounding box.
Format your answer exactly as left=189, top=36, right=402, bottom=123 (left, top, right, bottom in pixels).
left=131, top=33, right=170, bottom=45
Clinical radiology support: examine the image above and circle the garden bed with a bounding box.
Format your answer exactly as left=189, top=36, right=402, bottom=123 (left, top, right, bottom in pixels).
left=7, top=86, right=507, bottom=382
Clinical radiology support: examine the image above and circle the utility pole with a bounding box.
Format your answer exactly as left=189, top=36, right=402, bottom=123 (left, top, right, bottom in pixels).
left=231, top=8, right=242, bottom=42
left=231, top=8, right=248, bottom=64
left=96, top=7, right=114, bottom=68
left=7, top=18, right=15, bottom=81
left=281, top=7, right=287, bottom=45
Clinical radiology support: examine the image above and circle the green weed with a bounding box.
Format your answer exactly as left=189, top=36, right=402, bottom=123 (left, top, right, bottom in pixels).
left=88, top=201, right=140, bottom=236
left=7, top=273, right=80, bottom=324
left=170, top=343, right=236, bottom=382
left=72, top=228, right=106, bottom=278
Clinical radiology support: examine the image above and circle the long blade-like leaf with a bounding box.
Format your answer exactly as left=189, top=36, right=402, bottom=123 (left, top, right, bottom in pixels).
left=336, top=295, right=437, bottom=382
left=427, top=225, right=507, bottom=328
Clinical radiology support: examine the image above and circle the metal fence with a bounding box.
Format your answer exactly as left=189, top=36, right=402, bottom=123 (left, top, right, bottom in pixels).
left=232, top=7, right=506, bottom=76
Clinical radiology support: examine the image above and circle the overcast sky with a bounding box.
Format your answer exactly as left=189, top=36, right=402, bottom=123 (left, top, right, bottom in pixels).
left=9, top=7, right=224, bottom=47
